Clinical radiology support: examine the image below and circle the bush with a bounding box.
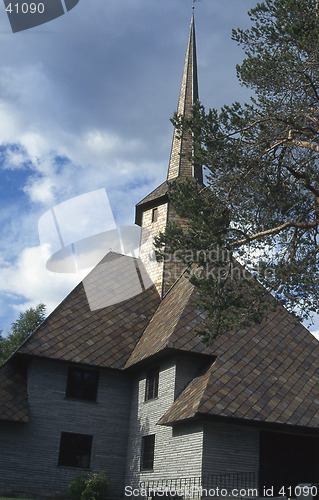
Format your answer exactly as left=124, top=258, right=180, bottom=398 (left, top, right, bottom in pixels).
left=81, top=473, right=109, bottom=500
left=68, top=473, right=89, bottom=500
left=68, top=472, right=109, bottom=500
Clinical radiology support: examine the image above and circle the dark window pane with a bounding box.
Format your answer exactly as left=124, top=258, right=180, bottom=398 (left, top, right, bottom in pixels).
left=145, top=367, right=159, bottom=401
left=152, top=208, right=158, bottom=223
left=58, top=432, right=92, bottom=468
left=66, top=367, right=99, bottom=401
left=141, top=435, right=155, bottom=471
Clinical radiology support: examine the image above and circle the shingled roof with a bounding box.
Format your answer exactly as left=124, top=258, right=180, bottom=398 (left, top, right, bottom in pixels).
left=17, top=252, right=160, bottom=370
left=158, top=298, right=319, bottom=429
left=2, top=247, right=319, bottom=430
left=0, top=362, right=28, bottom=423
left=125, top=272, right=213, bottom=368
left=0, top=252, right=161, bottom=422
left=135, top=181, right=168, bottom=226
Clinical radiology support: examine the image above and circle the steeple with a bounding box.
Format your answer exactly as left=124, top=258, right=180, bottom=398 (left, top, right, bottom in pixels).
left=136, top=13, right=203, bottom=297
left=167, top=12, right=203, bottom=184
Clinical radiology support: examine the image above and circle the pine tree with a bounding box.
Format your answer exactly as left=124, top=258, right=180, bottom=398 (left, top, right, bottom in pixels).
left=155, top=0, right=319, bottom=343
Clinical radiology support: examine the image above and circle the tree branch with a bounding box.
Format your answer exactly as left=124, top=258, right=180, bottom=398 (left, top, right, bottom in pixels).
left=229, top=219, right=319, bottom=247
left=288, top=129, right=319, bottom=153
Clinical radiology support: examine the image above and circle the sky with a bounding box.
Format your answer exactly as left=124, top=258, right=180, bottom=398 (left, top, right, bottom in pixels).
left=1, top=0, right=317, bottom=337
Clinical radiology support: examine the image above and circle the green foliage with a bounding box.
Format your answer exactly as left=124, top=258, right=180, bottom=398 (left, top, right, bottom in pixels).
left=68, top=473, right=89, bottom=500
left=156, top=0, right=319, bottom=343
left=68, top=472, right=109, bottom=500
left=81, top=473, right=109, bottom=500
left=0, top=303, right=46, bottom=365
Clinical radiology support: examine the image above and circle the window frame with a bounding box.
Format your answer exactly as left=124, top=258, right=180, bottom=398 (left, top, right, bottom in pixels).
left=58, top=431, right=93, bottom=469
left=65, top=366, right=99, bottom=402
left=145, top=366, right=159, bottom=401
left=152, top=207, right=158, bottom=223
left=141, top=434, right=155, bottom=471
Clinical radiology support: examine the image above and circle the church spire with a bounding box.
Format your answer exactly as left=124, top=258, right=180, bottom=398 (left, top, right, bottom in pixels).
left=167, top=12, right=203, bottom=184
left=136, top=12, right=203, bottom=297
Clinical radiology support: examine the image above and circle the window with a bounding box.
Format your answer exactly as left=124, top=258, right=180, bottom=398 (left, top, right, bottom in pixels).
left=152, top=207, right=158, bottom=223
left=58, top=432, right=93, bottom=468
left=145, top=367, right=159, bottom=401
left=65, top=366, right=99, bottom=401
left=141, top=434, right=155, bottom=471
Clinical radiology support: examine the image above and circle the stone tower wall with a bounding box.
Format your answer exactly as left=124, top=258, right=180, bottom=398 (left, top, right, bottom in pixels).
left=139, top=201, right=168, bottom=295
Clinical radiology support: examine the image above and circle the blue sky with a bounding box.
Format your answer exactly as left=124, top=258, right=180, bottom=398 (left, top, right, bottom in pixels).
left=2, top=0, right=316, bottom=336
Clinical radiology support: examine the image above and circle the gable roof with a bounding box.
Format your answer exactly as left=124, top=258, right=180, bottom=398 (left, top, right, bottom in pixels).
left=17, top=252, right=160, bottom=370
left=125, top=272, right=213, bottom=368
left=158, top=301, right=319, bottom=430
left=2, top=247, right=319, bottom=430
left=135, top=181, right=168, bottom=226
left=136, top=181, right=168, bottom=208
left=0, top=252, right=161, bottom=423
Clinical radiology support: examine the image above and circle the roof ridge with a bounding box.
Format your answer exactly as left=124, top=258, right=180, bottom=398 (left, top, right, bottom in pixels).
left=124, top=272, right=208, bottom=368
left=136, top=181, right=168, bottom=207
left=161, top=266, right=190, bottom=300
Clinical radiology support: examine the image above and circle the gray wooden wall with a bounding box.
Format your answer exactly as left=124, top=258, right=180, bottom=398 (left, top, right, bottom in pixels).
left=0, top=357, right=132, bottom=498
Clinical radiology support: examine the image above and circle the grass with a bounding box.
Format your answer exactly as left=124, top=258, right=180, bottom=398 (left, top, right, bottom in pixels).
left=0, top=498, right=36, bottom=500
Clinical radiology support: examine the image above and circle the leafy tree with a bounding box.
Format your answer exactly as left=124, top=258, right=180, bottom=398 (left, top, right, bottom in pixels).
left=0, top=303, right=46, bottom=365
left=155, top=0, right=319, bottom=342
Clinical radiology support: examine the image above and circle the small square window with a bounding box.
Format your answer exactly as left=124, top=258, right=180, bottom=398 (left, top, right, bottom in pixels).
left=65, top=366, right=99, bottom=401
left=141, top=434, right=155, bottom=471
left=152, top=207, right=158, bottom=223
left=145, top=367, right=159, bottom=401
left=58, top=432, right=93, bottom=468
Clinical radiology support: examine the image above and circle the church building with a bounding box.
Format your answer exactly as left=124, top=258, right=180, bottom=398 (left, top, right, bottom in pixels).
left=1, top=13, right=319, bottom=500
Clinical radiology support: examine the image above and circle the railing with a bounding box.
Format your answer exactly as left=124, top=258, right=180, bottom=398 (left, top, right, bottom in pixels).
left=203, top=472, right=258, bottom=491
left=140, top=472, right=259, bottom=499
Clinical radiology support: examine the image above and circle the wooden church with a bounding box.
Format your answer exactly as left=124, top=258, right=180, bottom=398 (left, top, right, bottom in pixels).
left=0, top=12, right=319, bottom=500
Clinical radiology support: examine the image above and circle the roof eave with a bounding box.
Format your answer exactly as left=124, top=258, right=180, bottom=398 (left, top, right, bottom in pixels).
left=125, top=346, right=214, bottom=371
left=159, top=412, right=319, bottom=435
left=135, top=193, right=169, bottom=226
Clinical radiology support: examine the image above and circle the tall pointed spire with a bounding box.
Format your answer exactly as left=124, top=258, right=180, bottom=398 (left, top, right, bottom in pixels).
left=167, top=12, right=203, bottom=184
left=136, top=12, right=203, bottom=298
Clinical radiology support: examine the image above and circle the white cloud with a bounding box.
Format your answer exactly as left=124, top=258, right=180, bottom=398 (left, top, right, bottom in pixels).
left=1, top=147, right=28, bottom=170
left=0, top=245, right=88, bottom=326
left=85, top=130, right=143, bottom=155
left=24, top=177, right=55, bottom=204
left=0, top=0, right=269, bottom=333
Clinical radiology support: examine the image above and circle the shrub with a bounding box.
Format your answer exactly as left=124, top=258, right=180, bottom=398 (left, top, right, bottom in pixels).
left=81, top=472, right=109, bottom=500
left=68, top=472, right=109, bottom=500
left=67, top=473, right=89, bottom=500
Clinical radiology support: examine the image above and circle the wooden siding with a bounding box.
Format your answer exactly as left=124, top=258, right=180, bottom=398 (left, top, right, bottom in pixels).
left=125, top=357, right=204, bottom=495
left=0, top=358, right=132, bottom=498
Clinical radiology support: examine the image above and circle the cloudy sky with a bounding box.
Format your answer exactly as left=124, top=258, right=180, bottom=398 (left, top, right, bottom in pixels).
left=2, top=0, right=316, bottom=336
